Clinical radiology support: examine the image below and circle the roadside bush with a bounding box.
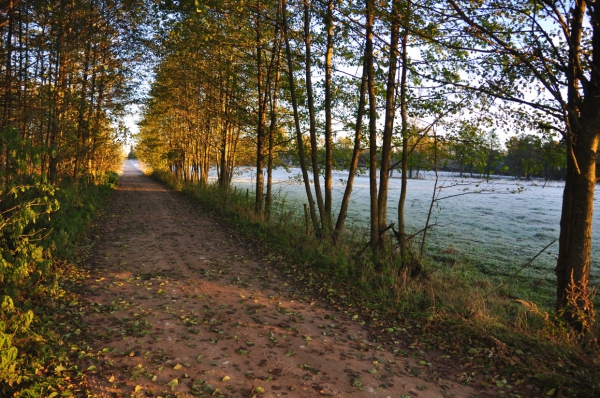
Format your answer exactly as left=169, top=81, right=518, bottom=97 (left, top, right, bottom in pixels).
left=0, top=179, right=114, bottom=395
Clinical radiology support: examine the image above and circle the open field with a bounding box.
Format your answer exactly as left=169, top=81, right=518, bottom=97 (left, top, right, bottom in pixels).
left=213, top=166, right=600, bottom=304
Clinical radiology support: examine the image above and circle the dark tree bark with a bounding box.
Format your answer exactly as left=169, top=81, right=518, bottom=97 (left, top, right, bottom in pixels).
left=265, top=32, right=283, bottom=219
left=365, top=0, right=380, bottom=257
left=335, top=47, right=368, bottom=236
left=255, top=0, right=267, bottom=214
left=303, top=0, right=325, bottom=231
left=282, top=0, right=319, bottom=231
left=377, top=0, right=401, bottom=256
left=397, top=4, right=410, bottom=264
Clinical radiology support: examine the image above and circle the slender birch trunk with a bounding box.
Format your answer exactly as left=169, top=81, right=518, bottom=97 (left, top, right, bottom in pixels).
left=282, top=0, right=319, bottom=231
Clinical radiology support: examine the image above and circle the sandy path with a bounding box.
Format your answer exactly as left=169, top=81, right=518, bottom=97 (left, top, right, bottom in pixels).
left=80, top=160, right=484, bottom=398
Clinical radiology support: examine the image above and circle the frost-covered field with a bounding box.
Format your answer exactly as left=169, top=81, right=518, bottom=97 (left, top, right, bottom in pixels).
left=212, top=166, right=599, bottom=293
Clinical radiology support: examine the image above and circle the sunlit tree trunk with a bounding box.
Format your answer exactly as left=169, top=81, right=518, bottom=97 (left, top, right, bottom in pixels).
left=255, top=0, right=267, bottom=215
left=74, top=40, right=92, bottom=183
left=556, top=119, right=598, bottom=329
left=266, top=32, right=283, bottom=219
left=323, top=0, right=335, bottom=231
left=1, top=0, right=15, bottom=188
left=555, top=1, right=600, bottom=328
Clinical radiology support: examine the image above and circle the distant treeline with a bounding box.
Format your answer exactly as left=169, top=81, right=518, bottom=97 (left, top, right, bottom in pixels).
left=254, top=132, right=571, bottom=181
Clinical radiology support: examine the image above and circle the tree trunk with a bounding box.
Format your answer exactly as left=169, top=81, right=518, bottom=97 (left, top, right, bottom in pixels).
left=556, top=117, right=599, bottom=330
left=323, top=0, right=335, bottom=231
left=265, top=33, right=283, bottom=219
left=255, top=0, right=267, bottom=214
left=554, top=0, right=600, bottom=330
left=303, top=0, right=325, bottom=231
left=2, top=0, right=14, bottom=189
left=219, top=75, right=232, bottom=187
left=377, top=0, right=401, bottom=252
left=219, top=121, right=230, bottom=187
left=397, top=15, right=410, bottom=263
left=74, top=41, right=92, bottom=183
left=365, top=0, right=379, bottom=257
left=334, top=47, right=368, bottom=236
left=282, top=0, right=319, bottom=231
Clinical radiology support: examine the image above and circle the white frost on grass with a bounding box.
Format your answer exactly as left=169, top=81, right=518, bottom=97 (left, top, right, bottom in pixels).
left=219, top=167, right=599, bottom=295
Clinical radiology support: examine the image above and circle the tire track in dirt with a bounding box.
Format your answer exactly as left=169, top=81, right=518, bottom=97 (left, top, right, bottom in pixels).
left=79, top=160, right=485, bottom=397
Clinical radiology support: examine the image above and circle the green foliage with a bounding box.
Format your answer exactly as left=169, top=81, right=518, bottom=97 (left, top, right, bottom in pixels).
left=0, top=127, right=44, bottom=186
left=443, top=121, right=503, bottom=177
left=504, top=134, right=566, bottom=180
left=0, top=184, right=58, bottom=297
left=0, top=296, right=33, bottom=387
left=0, top=179, right=113, bottom=395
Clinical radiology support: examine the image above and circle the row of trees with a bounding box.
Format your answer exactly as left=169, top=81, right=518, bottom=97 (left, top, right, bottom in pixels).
left=399, top=132, right=568, bottom=181
left=280, top=131, right=568, bottom=181
left=1, top=0, right=144, bottom=186
left=1, top=1, right=146, bottom=389
left=137, top=0, right=598, bottom=330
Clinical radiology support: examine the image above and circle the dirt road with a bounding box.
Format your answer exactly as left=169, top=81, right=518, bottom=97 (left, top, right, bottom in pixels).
left=80, top=160, right=483, bottom=397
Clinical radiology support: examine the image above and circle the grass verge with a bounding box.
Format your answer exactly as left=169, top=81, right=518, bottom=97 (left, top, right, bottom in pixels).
left=153, top=170, right=599, bottom=398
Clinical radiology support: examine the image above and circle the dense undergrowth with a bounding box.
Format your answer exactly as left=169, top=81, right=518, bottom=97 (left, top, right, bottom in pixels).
left=153, top=170, right=600, bottom=398
left=0, top=172, right=118, bottom=396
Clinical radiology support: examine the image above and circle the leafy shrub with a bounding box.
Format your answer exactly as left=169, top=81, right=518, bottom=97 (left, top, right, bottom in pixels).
left=0, top=179, right=113, bottom=394
left=0, top=184, right=58, bottom=297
